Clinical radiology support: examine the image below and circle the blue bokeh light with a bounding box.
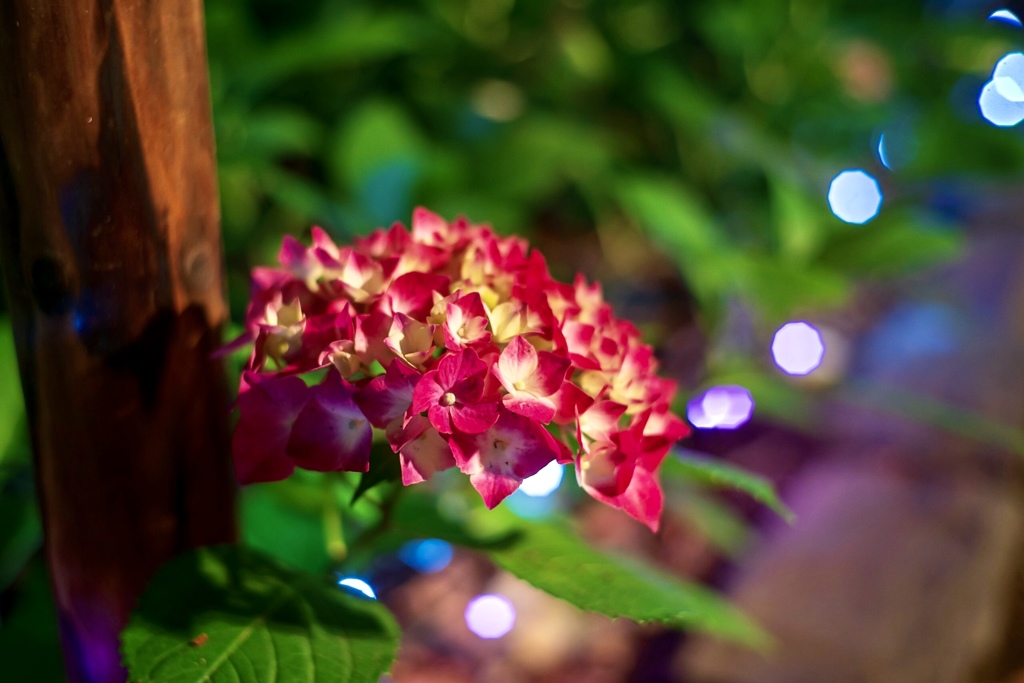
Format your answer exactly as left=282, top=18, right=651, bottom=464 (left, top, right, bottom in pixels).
left=827, top=170, right=883, bottom=224
left=989, top=9, right=1023, bottom=26
left=398, top=539, right=454, bottom=574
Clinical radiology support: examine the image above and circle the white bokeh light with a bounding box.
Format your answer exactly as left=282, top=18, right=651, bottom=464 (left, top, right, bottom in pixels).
left=465, top=594, right=516, bottom=639
left=995, top=52, right=1024, bottom=84
left=772, top=322, right=826, bottom=375
left=827, top=170, right=882, bottom=224
left=979, top=80, right=1024, bottom=126
left=338, top=577, right=376, bottom=599
left=980, top=53, right=1024, bottom=127
left=687, top=386, right=755, bottom=430
left=995, top=76, right=1024, bottom=102
left=989, top=9, right=1023, bottom=27
left=518, top=460, right=564, bottom=497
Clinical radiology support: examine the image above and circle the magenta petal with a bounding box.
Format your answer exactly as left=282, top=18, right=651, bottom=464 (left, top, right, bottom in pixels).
left=451, top=400, right=500, bottom=434
left=503, top=394, right=556, bottom=423
left=386, top=272, right=450, bottom=319
left=411, top=370, right=444, bottom=415
left=468, top=470, right=522, bottom=509
left=550, top=381, right=593, bottom=425
left=427, top=404, right=453, bottom=434
left=437, top=348, right=486, bottom=389
left=448, top=410, right=559, bottom=508
left=356, top=362, right=419, bottom=428
left=614, top=467, right=663, bottom=532
left=394, top=416, right=456, bottom=485
left=286, top=373, right=371, bottom=473
left=582, top=464, right=664, bottom=533
left=231, top=372, right=311, bottom=484
left=533, top=351, right=571, bottom=396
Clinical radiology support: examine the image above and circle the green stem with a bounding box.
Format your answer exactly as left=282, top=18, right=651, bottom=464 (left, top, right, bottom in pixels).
left=323, top=475, right=347, bottom=563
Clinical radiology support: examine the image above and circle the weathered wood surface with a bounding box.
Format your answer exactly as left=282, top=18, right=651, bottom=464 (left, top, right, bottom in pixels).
left=0, top=3, right=236, bottom=682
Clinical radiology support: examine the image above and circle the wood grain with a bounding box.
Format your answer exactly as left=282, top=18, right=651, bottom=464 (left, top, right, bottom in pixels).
left=0, top=3, right=236, bottom=682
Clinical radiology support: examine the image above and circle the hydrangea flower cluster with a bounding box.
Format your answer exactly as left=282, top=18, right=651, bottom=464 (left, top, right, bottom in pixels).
left=229, top=209, right=690, bottom=531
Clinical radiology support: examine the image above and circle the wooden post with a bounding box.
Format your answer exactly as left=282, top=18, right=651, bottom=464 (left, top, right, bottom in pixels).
left=0, top=3, right=236, bottom=682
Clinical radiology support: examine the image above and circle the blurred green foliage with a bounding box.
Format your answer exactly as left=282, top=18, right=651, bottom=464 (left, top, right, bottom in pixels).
left=207, top=0, right=1021, bottom=331
left=3, top=1, right=1024, bottom=673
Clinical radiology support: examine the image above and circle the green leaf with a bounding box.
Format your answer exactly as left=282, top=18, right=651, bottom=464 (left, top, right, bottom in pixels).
left=663, top=450, right=795, bottom=523
left=817, top=214, right=962, bottom=277
left=351, top=442, right=401, bottom=505
left=734, top=254, right=850, bottom=320
left=121, top=545, right=399, bottom=683
left=0, top=491, right=41, bottom=594
left=0, top=318, right=26, bottom=468
left=392, top=496, right=766, bottom=647
left=485, top=513, right=767, bottom=646
left=245, top=11, right=422, bottom=91
left=616, top=174, right=732, bottom=303
left=769, top=175, right=824, bottom=263
left=241, top=475, right=347, bottom=575
left=330, top=99, right=426, bottom=192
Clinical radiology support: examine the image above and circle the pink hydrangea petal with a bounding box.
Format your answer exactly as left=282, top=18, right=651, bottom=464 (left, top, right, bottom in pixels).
left=384, top=272, right=450, bottom=319
left=427, top=404, right=454, bottom=434
left=411, top=370, right=445, bottom=416
left=232, top=371, right=311, bottom=484
left=390, top=416, right=456, bottom=485
left=286, top=372, right=372, bottom=473
left=448, top=410, right=559, bottom=508
left=503, top=393, right=556, bottom=424
left=443, top=292, right=491, bottom=350
left=550, top=381, right=594, bottom=425
left=579, top=400, right=628, bottom=443
left=585, top=465, right=664, bottom=532
left=355, top=361, right=419, bottom=428
left=531, top=351, right=571, bottom=396
left=575, top=439, right=637, bottom=497
left=437, top=348, right=487, bottom=390
left=467, top=471, right=522, bottom=510
left=451, top=400, right=501, bottom=434
left=494, top=335, right=538, bottom=391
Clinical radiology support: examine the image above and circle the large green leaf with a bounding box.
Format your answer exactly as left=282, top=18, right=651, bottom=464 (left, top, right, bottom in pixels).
left=391, top=495, right=767, bottom=647
left=121, top=545, right=399, bottom=683
left=663, top=450, right=795, bottom=523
